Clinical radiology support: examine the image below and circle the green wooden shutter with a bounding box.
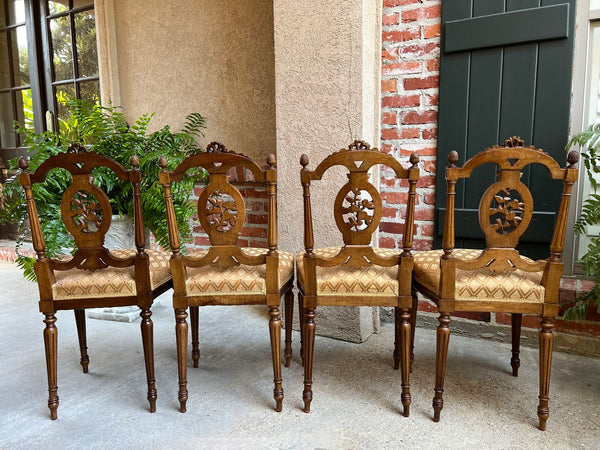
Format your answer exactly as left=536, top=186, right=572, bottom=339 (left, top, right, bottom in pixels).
left=435, top=0, right=576, bottom=259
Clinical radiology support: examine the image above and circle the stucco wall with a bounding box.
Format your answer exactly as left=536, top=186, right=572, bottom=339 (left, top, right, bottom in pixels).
left=96, top=0, right=276, bottom=162
left=274, top=0, right=381, bottom=255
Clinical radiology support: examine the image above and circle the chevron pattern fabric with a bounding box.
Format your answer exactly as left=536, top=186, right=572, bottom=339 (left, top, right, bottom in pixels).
left=296, top=246, right=401, bottom=296
left=413, top=249, right=544, bottom=302
left=185, top=248, right=294, bottom=296
left=52, top=249, right=172, bottom=300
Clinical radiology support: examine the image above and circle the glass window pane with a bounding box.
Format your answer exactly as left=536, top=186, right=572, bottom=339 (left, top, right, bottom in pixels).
left=79, top=79, right=99, bottom=103
left=7, top=0, right=26, bottom=26
left=0, top=92, right=16, bottom=148
left=74, top=10, right=97, bottom=77
left=50, top=15, right=73, bottom=81
left=48, top=1, right=69, bottom=16
left=16, top=88, right=33, bottom=129
left=54, top=83, right=75, bottom=133
left=9, top=26, right=29, bottom=86
left=0, top=31, right=9, bottom=89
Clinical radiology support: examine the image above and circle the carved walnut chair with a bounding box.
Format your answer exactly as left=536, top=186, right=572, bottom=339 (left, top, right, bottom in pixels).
left=158, top=142, right=294, bottom=413
left=410, top=138, right=579, bottom=430
left=296, top=140, right=420, bottom=415
left=18, top=147, right=173, bottom=420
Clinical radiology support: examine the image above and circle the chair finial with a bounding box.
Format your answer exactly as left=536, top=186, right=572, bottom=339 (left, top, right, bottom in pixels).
left=158, top=156, right=168, bottom=170
left=448, top=151, right=459, bottom=167
left=409, top=152, right=419, bottom=168
left=267, top=153, right=276, bottom=168
left=18, top=157, right=29, bottom=172
left=130, top=155, right=139, bottom=168
left=567, top=150, right=580, bottom=168
left=300, top=154, right=309, bottom=169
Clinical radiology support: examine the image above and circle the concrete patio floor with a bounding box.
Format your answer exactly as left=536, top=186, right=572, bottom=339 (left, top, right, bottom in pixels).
left=1, top=261, right=599, bottom=449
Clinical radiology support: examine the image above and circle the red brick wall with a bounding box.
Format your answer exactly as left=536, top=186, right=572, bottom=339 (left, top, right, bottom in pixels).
left=380, top=0, right=441, bottom=252
left=189, top=167, right=269, bottom=251
left=379, top=1, right=599, bottom=339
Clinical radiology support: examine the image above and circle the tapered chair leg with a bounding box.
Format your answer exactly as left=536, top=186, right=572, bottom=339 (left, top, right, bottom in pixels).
left=433, top=314, right=451, bottom=422
left=175, top=308, right=189, bottom=413
left=283, top=290, right=294, bottom=367
left=43, top=313, right=59, bottom=420
left=269, top=306, right=284, bottom=411
left=140, top=308, right=157, bottom=413
left=298, top=293, right=305, bottom=366
left=393, top=307, right=401, bottom=370
left=189, top=306, right=200, bottom=368
left=410, top=289, right=418, bottom=372
left=538, top=317, right=555, bottom=431
left=511, top=313, right=522, bottom=377
left=74, top=309, right=89, bottom=373
left=399, top=308, right=412, bottom=417
left=302, top=307, right=316, bottom=413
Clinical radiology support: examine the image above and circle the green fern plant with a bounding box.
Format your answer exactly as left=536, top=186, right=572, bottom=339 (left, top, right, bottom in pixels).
left=0, top=99, right=206, bottom=280
left=563, top=123, right=600, bottom=320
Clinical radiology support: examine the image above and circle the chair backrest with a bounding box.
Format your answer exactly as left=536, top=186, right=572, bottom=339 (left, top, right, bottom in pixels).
left=440, top=137, right=579, bottom=301
left=158, top=142, right=277, bottom=284
left=300, top=140, right=419, bottom=279
left=19, top=144, right=146, bottom=267
left=18, top=144, right=148, bottom=296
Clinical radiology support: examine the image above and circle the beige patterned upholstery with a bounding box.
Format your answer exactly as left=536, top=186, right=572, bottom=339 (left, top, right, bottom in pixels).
left=413, top=249, right=544, bottom=302
left=185, top=248, right=294, bottom=296
left=52, top=250, right=172, bottom=300
left=296, top=247, right=401, bottom=296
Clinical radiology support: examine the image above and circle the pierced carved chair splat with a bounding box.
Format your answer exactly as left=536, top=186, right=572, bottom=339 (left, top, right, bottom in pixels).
left=159, top=142, right=294, bottom=413
left=18, top=148, right=173, bottom=420
left=296, top=140, right=420, bottom=415
left=409, top=137, right=579, bottom=430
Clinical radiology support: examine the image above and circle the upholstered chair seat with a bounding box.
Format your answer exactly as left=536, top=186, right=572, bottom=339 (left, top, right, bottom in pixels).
left=185, top=248, right=294, bottom=296
left=296, top=247, right=400, bottom=296
left=52, top=250, right=172, bottom=300
left=412, top=249, right=544, bottom=303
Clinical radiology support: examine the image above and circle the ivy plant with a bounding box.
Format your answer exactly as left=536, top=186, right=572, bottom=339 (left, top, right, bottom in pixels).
left=0, top=99, right=206, bottom=280
left=563, top=123, right=600, bottom=320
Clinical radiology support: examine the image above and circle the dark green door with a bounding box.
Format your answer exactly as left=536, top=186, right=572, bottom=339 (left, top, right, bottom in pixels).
left=435, top=0, right=576, bottom=259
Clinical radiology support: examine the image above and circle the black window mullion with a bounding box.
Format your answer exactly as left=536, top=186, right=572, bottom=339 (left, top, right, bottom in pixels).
left=69, top=10, right=78, bottom=82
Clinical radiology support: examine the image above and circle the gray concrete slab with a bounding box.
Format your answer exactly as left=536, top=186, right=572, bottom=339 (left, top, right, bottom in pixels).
left=0, top=262, right=599, bottom=449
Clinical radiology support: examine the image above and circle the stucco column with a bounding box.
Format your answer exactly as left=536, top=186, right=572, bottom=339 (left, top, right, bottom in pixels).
left=274, top=1, right=382, bottom=342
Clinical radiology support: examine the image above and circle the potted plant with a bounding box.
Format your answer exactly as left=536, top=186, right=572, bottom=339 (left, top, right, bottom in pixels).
left=564, top=123, right=600, bottom=320
left=0, top=99, right=206, bottom=280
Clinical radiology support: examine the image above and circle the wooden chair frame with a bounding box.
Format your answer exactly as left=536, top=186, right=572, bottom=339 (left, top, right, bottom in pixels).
left=411, top=137, right=579, bottom=430
left=18, top=145, right=172, bottom=419
left=159, top=142, right=293, bottom=413
left=297, top=140, right=420, bottom=415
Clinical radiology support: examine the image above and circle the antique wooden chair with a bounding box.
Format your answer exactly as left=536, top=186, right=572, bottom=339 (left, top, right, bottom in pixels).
left=18, top=146, right=173, bottom=420
left=158, top=142, right=294, bottom=413
left=296, top=140, right=420, bottom=415
left=410, top=137, right=579, bottom=430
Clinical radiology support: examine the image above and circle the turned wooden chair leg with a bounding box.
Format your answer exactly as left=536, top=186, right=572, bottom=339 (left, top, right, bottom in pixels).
left=433, top=313, right=451, bottom=422
left=399, top=308, right=412, bottom=417
left=298, top=293, right=305, bottom=366
left=283, top=290, right=294, bottom=367
left=538, top=317, right=555, bottom=431
left=74, top=309, right=89, bottom=373
left=393, top=307, right=401, bottom=370
left=302, top=307, right=316, bottom=413
left=175, top=308, right=189, bottom=413
left=511, top=313, right=522, bottom=377
left=43, top=313, right=59, bottom=420
left=410, top=288, right=418, bottom=372
left=189, top=306, right=200, bottom=368
left=140, top=308, right=157, bottom=413
left=269, top=306, right=284, bottom=411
